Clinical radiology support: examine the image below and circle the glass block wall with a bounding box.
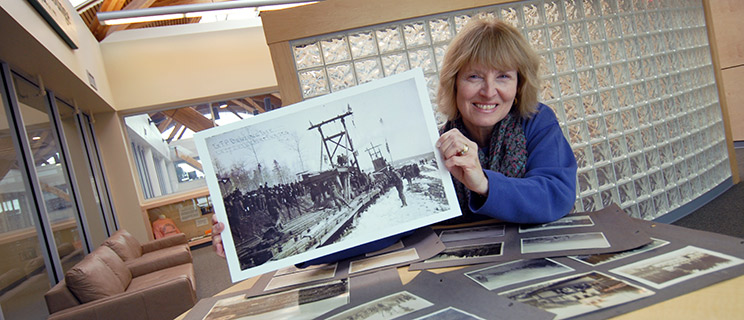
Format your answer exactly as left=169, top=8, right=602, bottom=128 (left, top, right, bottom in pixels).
left=288, top=0, right=731, bottom=220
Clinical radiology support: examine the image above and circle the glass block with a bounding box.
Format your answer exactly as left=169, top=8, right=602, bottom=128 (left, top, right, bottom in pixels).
left=632, top=82, right=647, bottom=104
left=663, top=164, right=678, bottom=186
left=408, top=48, right=436, bottom=73
left=582, top=0, right=599, bottom=17
left=540, top=53, right=555, bottom=76
left=554, top=49, right=573, bottom=72
left=349, top=31, right=378, bottom=59
left=619, top=15, right=635, bottom=35
left=528, top=28, right=548, bottom=52
left=578, top=170, right=598, bottom=194
left=633, top=13, right=650, bottom=34
left=630, top=152, right=647, bottom=176
left=434, top=44, right=448, bottom=70
left=638, top=197, right=655, bottom=220
left=573, top=46, right=592, bottom=69
left=591, top=44, right=609, bottom=65
left=620, top=107, right=637, bottom=130
left=606, top=116, right=623, bottom=142
left=429, top=18, right=453, bottom=44
left=617, top=0, right=632, bottom=13
left=578, top=70, right=597, bottom=92
left=618, top=180, right=636, bottom=204
left=633, top=176, right=650, bottom=198
left=454, top=14, right=472, bottom=33
left=616, top=85, right=633, bottom=108
left=582, top=194, right=601, bottom=212
left=549, top=25, right=568, bottom=49
left=653, top=192, right=669, bottom=216
left=574, top=145, right=592, bottom=170
left=648, top=11, right=663, bottom=32
left=614, top=158, right=632, bottom=181
left=565, top=0, right=582, bottom=21
left=608, top=41, right=625, bottom=62
left=667, top=185, right=681, bottom=209
left=602, top=90, right=618, bottom=114
left=592, top=140, right=611, bottom=163
left=650, top=33, right=666, bottom=54
left=648, top=169, right=665, bottom=192
left=625, top=131, right=643, bottom=154
left=425, top=74, right=439, bottom=104
left=499, top=7, right=521, bottom=28
left=403, top=22, right=429, bottom=48
left=476, top=10, right=498, bottom=21
left=604, top=17, right=621, bottom=39
left=293, top=42, right=323, bottom=70
left=639, top=125, right=655, bottom=147
left=624, top=38, right=640, bottom=60
left=376, top=26, right=404, bottom=53
left=541, top=78, right=557, bottom=101
left=582, top=94, right=600, bottom=117
left=544, top=1, right=564, bottom=24
left=298, top=68, right=329, bottom=98
left=354, top=58, right=382, bottom=84
left=679, top=181, right=693, bottom=201
left=381, top=53, right=409, bottom=77
left=587, top=117, right=606, bottom=141
left=326, top=63, right=355, bottom=92
left=569, top=22, right=588, bottom=45
left=523, top=3, right=542, bottom=26
left=626, top=203, right=642, bottom=219
left=587, top=19, right=603, bottom=42
left=569, top=121, right=589, bottom=145
left=659, top=143, right=674, bottom=164
left=321, top=37, right=350, bottom=64
left=596, top=164, right=615, bottom=188
left=558, top=74, right=578, bottom=96
left=563, top=97, right=582, bottom=122
left=645, top=149, right=661, bottom=169
left=601, top=188, right=619, bottom=208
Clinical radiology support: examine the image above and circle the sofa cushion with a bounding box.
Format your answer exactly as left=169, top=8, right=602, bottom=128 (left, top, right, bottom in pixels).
left=64, top=246, right=129, bottom=303
left=103, top=230, right=142, bottom=261
left=126, top=244, right=192, bottom=278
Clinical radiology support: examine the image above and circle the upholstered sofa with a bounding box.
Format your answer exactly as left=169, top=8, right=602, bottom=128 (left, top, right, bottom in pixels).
left=44, top=231, right=196, bottom=320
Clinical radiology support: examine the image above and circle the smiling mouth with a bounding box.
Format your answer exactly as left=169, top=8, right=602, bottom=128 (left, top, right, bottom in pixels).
left=474, top=103, right=497, bottom=110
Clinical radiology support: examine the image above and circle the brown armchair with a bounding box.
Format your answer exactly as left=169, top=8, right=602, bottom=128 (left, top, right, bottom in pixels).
left=102, top=229, right=192, bottom=276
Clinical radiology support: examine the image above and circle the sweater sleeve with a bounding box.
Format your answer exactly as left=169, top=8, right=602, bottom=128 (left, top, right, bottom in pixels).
left=469, top=104, right=577, bottom=224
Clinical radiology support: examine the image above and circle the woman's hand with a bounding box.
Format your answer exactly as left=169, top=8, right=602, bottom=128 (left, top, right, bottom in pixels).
left=211, top=215, right=226, bottom=258
left=437, top=128, right=489, bottom=196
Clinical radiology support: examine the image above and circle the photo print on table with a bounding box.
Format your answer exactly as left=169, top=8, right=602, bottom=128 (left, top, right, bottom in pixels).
left=500, top=272, right=654, bottom=320
left=195, top=69, right=461, bottom=281
left=327, top=291, right=433, bottom=320
left=265, top=263, right=339, bottom=291
left=425, top=241, right=503, bottom=264
left=521, top=232, right=611, bottom=254
left=204, top=279, right=349, bottom=320
left=569, top=238, right=670, bottom=266
left=609, top=245, right=744, bottom=289
left=438, top=224, right=506, bottom=242
left=465, top=258, right=575, bottom=291
left=518, top=215, right=595, bottom=233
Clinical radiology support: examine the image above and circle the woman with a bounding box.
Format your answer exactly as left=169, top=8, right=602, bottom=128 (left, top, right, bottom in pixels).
left=435, top=19, right=577, bottom=224
left=212, top=19, right=577, bottom=258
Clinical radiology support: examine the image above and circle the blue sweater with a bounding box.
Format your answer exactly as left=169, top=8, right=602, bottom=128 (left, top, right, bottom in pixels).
left=468, top=103, right=577, bottom=224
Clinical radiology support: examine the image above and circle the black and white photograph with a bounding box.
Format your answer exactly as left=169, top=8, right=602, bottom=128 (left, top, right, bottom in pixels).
left=570, top=238, right=670, bottom=266
left=327, top=291, right=434, bottom=320
left=274, top=262, right=337, bottom=277
left=204, top=279, right=349, bottom=320
left=609, top=245, right=744, bottom=289
left=265, top=263, right=338, bottom=291
left=464, top=258, right=574, bottom=291
left=424, top=241, right=503, bottom=264
left=195, top=69, right=460, bottom=281
left=438, top=224, right=505, bottom=242
left=349, top=248, right=420, bottom=274
left=413, top=307, right=486, bottom=320
left=518, top=215, right=595, bottom=233
left=500, top=272, right=654, bottom=319
left=521, top=232, right=610, bottom=254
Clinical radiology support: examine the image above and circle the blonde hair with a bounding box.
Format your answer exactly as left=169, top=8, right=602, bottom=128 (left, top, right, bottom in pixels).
left=437, top=19, right=541, bottom=121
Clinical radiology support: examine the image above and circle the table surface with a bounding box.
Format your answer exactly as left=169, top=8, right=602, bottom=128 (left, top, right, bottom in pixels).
left=177, top=266, right=744, bottom=320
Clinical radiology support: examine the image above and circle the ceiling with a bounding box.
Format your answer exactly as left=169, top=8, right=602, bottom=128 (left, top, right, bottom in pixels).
left=76, top=0, right=231, bottom=41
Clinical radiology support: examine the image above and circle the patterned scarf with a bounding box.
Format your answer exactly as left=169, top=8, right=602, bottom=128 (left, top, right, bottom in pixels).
left=442, top=110, right=528, bottom=218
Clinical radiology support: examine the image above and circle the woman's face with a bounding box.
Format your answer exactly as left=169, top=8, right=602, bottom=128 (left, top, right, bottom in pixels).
left=455, top=62, right=518, bottom=134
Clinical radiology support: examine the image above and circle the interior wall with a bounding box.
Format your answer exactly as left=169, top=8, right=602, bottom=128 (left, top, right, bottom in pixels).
left=99, top=19, right=277, bottom=112
left=708, top=0, right=743, bottom=141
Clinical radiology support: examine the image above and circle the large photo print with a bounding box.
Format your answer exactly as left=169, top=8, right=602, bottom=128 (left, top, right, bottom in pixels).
left=195, top=69, right=460, bottom=281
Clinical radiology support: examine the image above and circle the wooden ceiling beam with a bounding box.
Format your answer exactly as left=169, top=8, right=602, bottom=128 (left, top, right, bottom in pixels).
left=242, top=98, right=266, bottom=113
left=229, top=99, right=257, bottom=114
left=157, top=116, right=174, bottom=133
left=167, top=123, right=183, bottom=142
left=161, top=107, right=214, bottom=132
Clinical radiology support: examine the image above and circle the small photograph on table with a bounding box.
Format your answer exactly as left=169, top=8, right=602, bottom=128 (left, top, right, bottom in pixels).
left=521, top=232, right=610, bottom=254
left=349, top=248, right=419, bottom=274
left=465, top=258, right=574, bottom=291
left=609, top=245, right=744, bottom=289
left=424, top=241, right=503, bottom=264
left=413, top=306, right=485, bottom=320
left=327, top=291, right=433, bottom=320
left=500, top=272, right=654, bottom=320
left=437, top=224, right=505, bottom=242
left=518, top=215, right=595, bottom=233
left=204, top=279, right=349, bottom=320
left=265, top=263, right=338, bottom=291
left=569, top=238, right=670, bottom=266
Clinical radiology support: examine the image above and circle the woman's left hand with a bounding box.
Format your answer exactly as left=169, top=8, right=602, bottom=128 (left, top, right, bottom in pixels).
left=437, top=128, right=489, bottom=196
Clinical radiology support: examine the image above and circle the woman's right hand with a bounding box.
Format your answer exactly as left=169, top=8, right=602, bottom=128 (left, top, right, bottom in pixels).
left=211, top=215, right=226, bottom=258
